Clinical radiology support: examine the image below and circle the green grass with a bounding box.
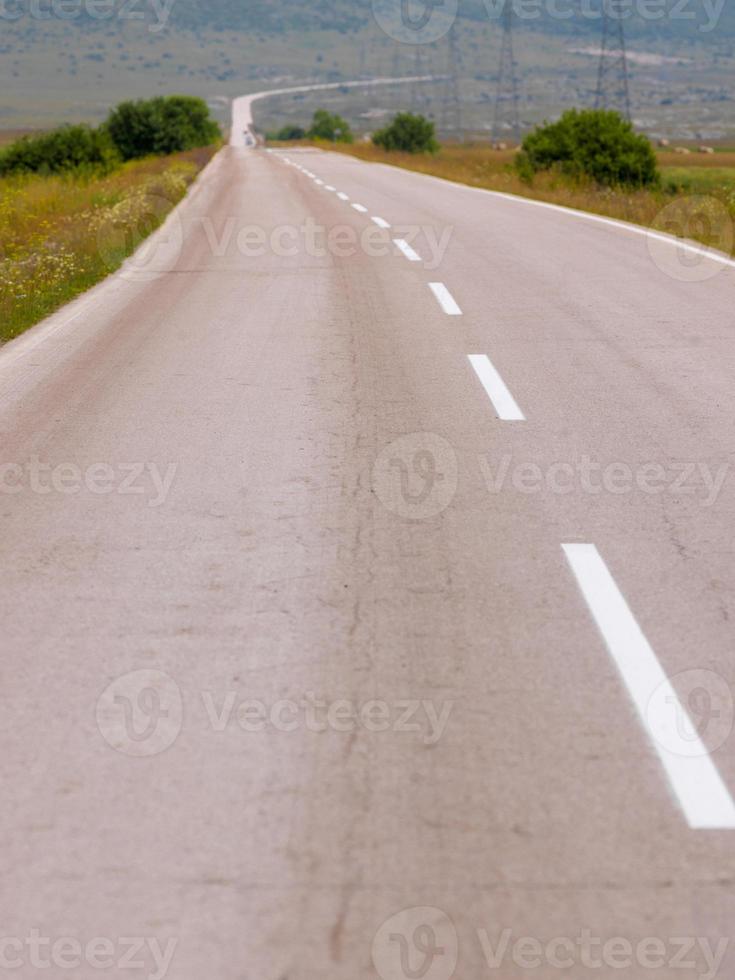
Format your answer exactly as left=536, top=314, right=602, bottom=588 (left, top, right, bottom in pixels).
left=0, top=145, right=216, bottom=343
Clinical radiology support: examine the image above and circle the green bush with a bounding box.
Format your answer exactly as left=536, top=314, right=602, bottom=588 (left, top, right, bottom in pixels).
left=372, top=113, right=439, bottom=154
left=0, top=125, right=119, bottom=176
left=106, top=96, right=221, bottom=161
left=269, top=124, right=306, bottom=141
left=516, top=109, right=659, bottom=188
left=307, top=109, right=353, bottom=143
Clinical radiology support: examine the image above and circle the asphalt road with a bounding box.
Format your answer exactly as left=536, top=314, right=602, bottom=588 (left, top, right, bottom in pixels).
left=2, top=121, right=735, bottom=980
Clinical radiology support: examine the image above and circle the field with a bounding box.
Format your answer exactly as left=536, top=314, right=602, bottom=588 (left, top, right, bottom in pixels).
left=0, top=146, right=216, bottom=343
left=311, top=142, right=735, bottom=258
left=2, top=10, right=735, bottom=141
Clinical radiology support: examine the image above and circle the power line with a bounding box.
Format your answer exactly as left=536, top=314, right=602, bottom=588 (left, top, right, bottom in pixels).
left=410, top=47, right=429, bottom=113
left=492, top=3, right=521, bottom=145
left=440, top=25, right=463, bottom=139
left=595, top=3, right=631, bottom=119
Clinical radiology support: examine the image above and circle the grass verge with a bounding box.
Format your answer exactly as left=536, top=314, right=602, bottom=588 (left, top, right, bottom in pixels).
left=300, top=142, right=735, bottom=259
left=0, top=145, right=216, bottom=344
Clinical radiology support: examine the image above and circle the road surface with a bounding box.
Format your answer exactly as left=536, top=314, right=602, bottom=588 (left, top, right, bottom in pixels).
left=1, top=113, right=735, bottom=980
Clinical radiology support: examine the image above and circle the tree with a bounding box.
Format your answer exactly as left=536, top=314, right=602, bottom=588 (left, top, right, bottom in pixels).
left=0, top=125, right=119, bottom=176
left=106, top=96, right=220, bottom=161
left=307, top=109, right=353, bottom=143
left=372, top=113, right=439, bottom=154
left=270, top=124, right=306, bottom=141
left=516, top=108, right=659, bottom=188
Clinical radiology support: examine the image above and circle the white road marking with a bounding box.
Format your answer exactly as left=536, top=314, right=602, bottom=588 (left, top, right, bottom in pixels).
left=351, top=203, right=368, bottom=213
left=314, top=179, right=324, bottom=185
left=372, top=216, right=391, bottom=229
left=325, top=185, right=336, bottom=192
left=389, top=165, right=735, bottom=273
left=562, top=543, right=735, bottom=830
left=467, top=354, right=525, bottom=421
left=337, top=192, right=349, bottom=201
left=393, top=238, right=421, bottom=263
left=428, top=282, right=462, bottom=316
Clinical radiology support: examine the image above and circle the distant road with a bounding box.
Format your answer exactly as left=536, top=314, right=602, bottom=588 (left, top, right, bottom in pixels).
left=1, top=114, right=735, bottom=978
left=230, top=75, right=436, bottom=146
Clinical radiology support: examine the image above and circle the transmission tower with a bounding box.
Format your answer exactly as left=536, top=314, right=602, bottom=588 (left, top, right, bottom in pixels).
left=410, top=47, right=427, bottom=113
left=595, top=3, right=631, bottom=119
left=440, top=26, right=463, bottom=140
left=492, top=3, right=521, bottom=144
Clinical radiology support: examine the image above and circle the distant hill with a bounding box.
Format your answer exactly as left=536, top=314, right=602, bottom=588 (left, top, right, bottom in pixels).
left=1, top=0, right=733, bottom=137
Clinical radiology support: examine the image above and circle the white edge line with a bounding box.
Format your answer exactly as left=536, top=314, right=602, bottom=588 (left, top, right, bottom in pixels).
left=350, top=158, right=735, bottom=272
left=428, top=282, right=462, bottom=316
left=562, top=542, right=735, bottom=830
left=393, top=238, right=422, bottom=263
left=467, top=354, right=525, bottom=421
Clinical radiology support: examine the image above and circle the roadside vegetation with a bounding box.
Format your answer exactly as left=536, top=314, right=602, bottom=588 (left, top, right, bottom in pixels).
left=516, top=109, right=659, bottom=188
left=0, top=95, right=222, bottom=343
left=372, top=113, right=439, bottom=154
left=268, top=109, right=353, bottom=144
left=0, top=96, right=220, bottom=178
left=285, top=109, right=734, bottom=260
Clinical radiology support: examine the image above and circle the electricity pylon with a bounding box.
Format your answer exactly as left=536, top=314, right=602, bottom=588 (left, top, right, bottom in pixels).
left=410, top=46, right=429, bottom=113
left=440, top=25, right=463, bottom=140
left=595, top=2, right=631, bottom=120
left=492, top=3, right=521, bottom=144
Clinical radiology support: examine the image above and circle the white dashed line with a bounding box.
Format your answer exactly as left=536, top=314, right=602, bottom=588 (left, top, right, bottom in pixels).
left=337, top=192, right=349, bottom=201
left=325, top=185, right=336, bottom=192
left=351, top=203, right=368, bottom=213
left=562, top=543, right=735, bottom=830
left=371, top=216, right=391, bottom=229
left=428, top=282, right=462, bottom=316
left=467, top=354, right=525, bottom=421
left=314, top=179, right=324, bottom=185
left=393, top=239, right=421, bottom=263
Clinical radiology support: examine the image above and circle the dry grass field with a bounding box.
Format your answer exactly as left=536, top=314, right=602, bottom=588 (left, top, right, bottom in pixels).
left=0, top=146, right=216, bottom=343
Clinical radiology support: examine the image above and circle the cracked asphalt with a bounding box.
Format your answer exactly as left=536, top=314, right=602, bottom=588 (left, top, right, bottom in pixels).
left=1, top=138, right=735, bottom=979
